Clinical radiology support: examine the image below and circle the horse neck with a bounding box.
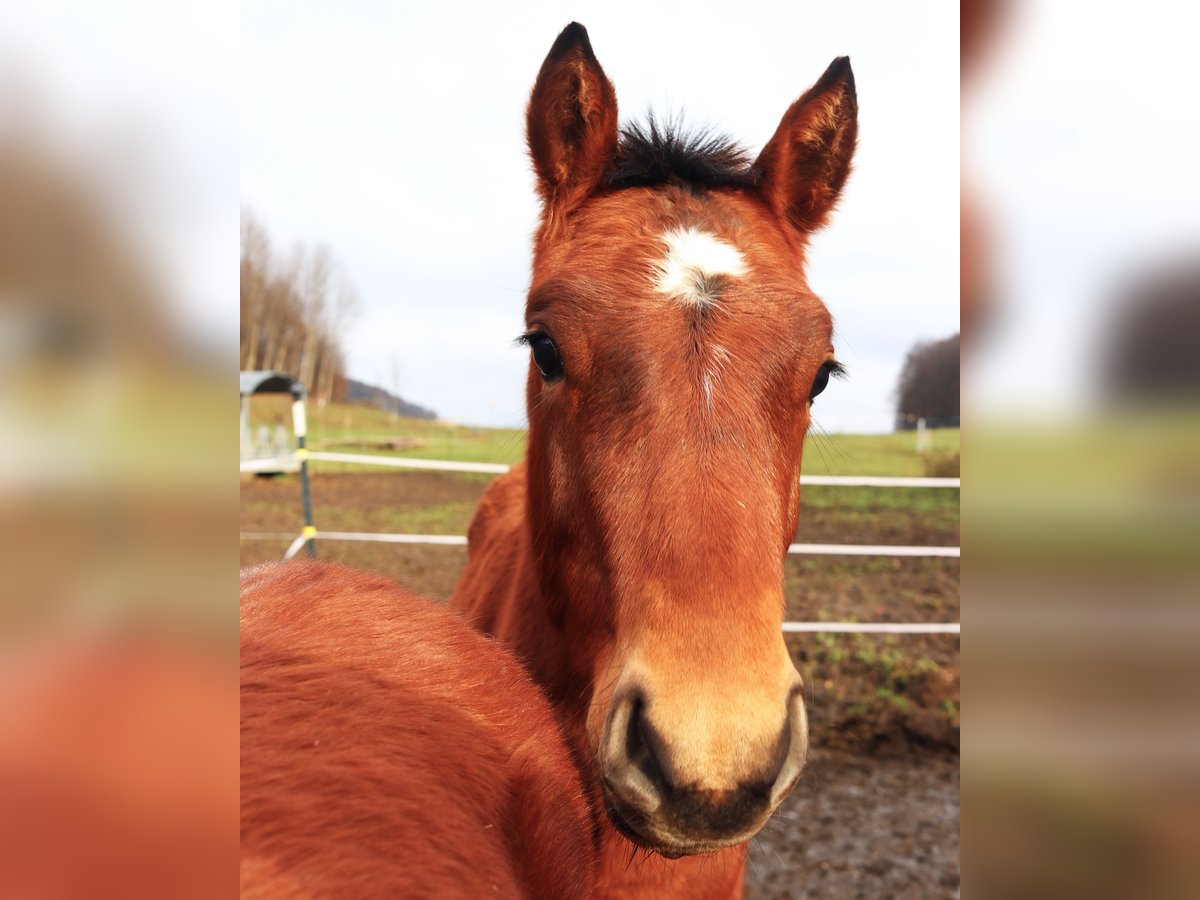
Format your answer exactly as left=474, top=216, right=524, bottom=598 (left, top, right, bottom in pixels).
left=511, top=547, right=597, bottom=724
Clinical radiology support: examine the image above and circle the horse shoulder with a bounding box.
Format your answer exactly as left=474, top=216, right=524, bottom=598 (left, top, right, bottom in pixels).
left=240, top=562, right=594, bottom=899
left=466, top=462, right=527, bottom=551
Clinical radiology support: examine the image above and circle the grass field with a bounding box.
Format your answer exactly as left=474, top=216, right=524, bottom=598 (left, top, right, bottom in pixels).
left=246, top=398, right=959, bottom=476
left=246, top=397, right=528, bottom=468
left=241, top=402, right=960, bottom=756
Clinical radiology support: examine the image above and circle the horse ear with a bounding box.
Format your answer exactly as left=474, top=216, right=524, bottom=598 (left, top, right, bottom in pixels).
left=754, top=57, right=857, bottom=233
left=527, top=23, right=619, bottom=212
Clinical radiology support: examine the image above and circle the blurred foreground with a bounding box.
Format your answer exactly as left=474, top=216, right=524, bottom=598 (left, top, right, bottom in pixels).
left=1, top=2, right=236, bottom=895
left=966, top=415, right=1200, bottom=898
left=964, top=0, right=1200, bottom=895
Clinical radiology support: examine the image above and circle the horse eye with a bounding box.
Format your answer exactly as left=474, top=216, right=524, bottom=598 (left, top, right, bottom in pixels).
left=529, top=333, right=564, bottom=381
left=809, top=362, right=833, bottom=403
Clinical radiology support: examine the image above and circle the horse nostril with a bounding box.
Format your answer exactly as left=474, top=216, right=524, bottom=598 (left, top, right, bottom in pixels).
left=769, top=686, right=809, bottom=807
left=603, top=690, right=669, bottom=814
left=625, top=695, right=671, bottom=792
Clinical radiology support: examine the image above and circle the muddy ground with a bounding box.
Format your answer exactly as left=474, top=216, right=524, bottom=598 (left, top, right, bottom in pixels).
left=242, top=471, right=960, bottom=897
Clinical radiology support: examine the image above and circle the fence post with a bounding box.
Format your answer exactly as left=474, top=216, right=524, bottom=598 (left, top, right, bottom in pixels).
left=292, top=388, right=316, bottom=559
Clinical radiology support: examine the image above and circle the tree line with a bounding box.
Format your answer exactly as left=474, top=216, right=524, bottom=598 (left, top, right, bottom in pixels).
left=240, top=210, right=360, bottom=405
left=894, top=332, right=960, bottom=429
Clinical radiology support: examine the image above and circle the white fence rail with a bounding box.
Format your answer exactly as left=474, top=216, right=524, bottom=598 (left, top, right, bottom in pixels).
left=240, top=531, right=960, bottom=560
left=782, top=622, right=959, bottom=634
left=240, top=449, right=960, bottom=636
left=240, top=452, right=960, bottom=488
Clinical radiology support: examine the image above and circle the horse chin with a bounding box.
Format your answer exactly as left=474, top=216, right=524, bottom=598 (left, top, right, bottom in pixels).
left=603, top=797, right=745, bottom=861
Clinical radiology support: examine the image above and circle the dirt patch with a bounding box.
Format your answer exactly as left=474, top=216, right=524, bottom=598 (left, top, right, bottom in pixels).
left=746, top=748, right=960, bottom=898
left=796, top=504, right=959, bottom=548
left=801, top=650, right=961, bottom=756
left=241, top=470, right=486, bottom=518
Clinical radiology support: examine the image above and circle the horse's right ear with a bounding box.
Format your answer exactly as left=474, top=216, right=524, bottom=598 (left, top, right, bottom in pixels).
left=527, top=23, right=619, bottom=213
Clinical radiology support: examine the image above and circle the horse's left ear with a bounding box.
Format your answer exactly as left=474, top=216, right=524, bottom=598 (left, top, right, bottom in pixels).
left=754, top=57, right=857, bottom=233
left=527, top=23, right=619, bottom=214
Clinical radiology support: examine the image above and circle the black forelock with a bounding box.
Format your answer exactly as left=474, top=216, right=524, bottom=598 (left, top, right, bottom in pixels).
left=605, top=115, right=758, bottom=191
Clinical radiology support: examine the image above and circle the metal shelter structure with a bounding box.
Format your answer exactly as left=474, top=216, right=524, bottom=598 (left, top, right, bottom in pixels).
left=239, top=371, right=315, bottom=558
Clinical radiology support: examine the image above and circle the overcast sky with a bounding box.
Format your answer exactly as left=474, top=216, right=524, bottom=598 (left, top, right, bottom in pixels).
left=968, top=1, right=1200, bottom=419
left=6, top=1, right=1194, bottom=433
left=241, top=1, right=959, bottom=431
left=6, top=1, right=1195, bottom=431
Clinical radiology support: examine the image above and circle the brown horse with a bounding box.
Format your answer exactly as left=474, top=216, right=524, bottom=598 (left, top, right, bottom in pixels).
left=451, top=22, right=857, bottom=899
left=241, top=562, right=595, bottom=899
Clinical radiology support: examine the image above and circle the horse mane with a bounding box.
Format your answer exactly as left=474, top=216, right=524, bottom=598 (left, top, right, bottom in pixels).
left=607, top=115, right=757, bottom=191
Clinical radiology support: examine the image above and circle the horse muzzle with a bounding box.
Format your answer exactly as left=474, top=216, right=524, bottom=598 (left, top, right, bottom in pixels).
left=597, top=684, right=808, bottom=856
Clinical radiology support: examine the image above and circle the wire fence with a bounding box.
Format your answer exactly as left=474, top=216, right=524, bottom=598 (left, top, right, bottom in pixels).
left=240, top=451, right=961, bottom=636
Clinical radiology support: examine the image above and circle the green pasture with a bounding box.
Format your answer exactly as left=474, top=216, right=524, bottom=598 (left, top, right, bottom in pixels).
left=245, top=398, right=959, bottom=478
left=246, top=397, right=525, bottom=469
left=243, top=400, right=960, bottom=547
left=802, top=428, right=959, bottom=478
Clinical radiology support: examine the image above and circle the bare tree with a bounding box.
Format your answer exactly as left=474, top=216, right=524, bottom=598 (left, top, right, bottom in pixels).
left=240, top=210, right=360, bottom=404
left=317, top=268, right=361, bottom=405
left=240, top=212, right=269, bottom=369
